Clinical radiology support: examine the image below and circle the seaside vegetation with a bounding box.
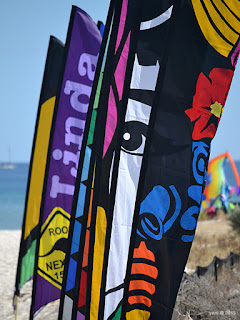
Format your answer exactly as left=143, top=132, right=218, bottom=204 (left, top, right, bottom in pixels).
left=228, top=207, right=240, bottom=235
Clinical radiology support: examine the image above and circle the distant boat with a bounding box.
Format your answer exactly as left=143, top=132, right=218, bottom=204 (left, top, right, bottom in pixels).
left=0, top=146, right=16, bottom=169
left=0, top=162, right=16, bottom=169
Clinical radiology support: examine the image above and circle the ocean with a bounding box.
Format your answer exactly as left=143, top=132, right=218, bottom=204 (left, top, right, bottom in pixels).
left=0, top=160, right=240, bottom=230
left=0, top=163, right=29, bottom=230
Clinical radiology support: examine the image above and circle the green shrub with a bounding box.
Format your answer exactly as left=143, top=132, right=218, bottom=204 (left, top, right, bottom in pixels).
left=198, top=210, right=209, bottom=221
left=228, top=208, right=240, bottom=234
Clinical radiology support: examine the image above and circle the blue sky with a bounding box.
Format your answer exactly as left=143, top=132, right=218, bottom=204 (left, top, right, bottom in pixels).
left=0, top=0, right=239, bottom=163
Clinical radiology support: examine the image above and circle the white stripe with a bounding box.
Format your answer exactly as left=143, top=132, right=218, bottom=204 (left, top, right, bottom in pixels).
left=104, top=100, right=151, bottom=319
left=104, top=151, right=144, bottom=319
left=125, top=99, right=151, bottom=124
left=62, top=296, right=73, bottom=320
left=130, top=55, right=160, bottom=91
left=140, top=5, right=173, bottom=30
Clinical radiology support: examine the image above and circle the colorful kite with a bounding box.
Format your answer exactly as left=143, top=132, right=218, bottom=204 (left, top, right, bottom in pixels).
left=13, top=36, right=64, bottom=317
left=59, top=0, right=240, bottom=319
left=29, top=7, right=101, bottom=318
left=202, top=152, right=240, bottom=210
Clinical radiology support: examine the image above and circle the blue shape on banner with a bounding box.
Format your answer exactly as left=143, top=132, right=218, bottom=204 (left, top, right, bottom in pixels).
left=137, top=185, right=181, bottom=240
left=181, top=184, right=203, bottom=242
left=192, top=141, right=209, bottom=185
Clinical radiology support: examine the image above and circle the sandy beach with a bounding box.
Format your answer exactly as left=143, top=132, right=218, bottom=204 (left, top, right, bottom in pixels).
left=0, top=230, right=59, bottom=320
left=0, top=230, right=22, bottom=319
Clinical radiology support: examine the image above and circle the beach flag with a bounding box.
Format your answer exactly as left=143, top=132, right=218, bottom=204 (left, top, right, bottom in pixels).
left=29, top=6, right=101, bottom=318
left=57, top=1, right=114, bottom=319
left=13, top=36, right=64, bottom=317
left=55, top=0, right=240, bottom=319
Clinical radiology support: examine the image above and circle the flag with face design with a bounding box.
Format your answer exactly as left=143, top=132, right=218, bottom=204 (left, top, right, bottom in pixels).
left=62, top=0, right=240, bottom=319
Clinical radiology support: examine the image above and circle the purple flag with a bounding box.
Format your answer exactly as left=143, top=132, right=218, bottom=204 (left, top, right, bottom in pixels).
left=30, top=6, right=101, bottom=317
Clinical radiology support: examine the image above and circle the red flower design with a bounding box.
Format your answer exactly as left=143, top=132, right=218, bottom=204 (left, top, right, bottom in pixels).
left=185, top=68, right=234, bottom=140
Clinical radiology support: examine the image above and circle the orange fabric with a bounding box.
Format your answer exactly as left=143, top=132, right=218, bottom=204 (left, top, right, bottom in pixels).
left=227, top=152, right=240, bottom=186
left=82, top=229, right=90, bottom=268
left=131, top=263, right=158, bottom=279
left=128, top=295, right=152, bottom=308
left=129, top=280, right=155, bottom=295
left=87, top=189, right=93, bottom=228
left=133, top=242, right=155, bottom=262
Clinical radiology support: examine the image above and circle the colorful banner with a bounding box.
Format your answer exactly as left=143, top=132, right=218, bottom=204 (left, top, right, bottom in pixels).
left=58, top=2, right=114, bottom=319
left=29, top=6, right=101, bottom=318
left=61, top=0, right=240, bottom=319
left=13, top=36, right=64, bottom=313
left=102, top=2, right=175, bottom=317
left=75, top=0, right=136, bottom=319
left=81, top=0, right=133, bottom=318
left=120, top=1, right=239, bottom=319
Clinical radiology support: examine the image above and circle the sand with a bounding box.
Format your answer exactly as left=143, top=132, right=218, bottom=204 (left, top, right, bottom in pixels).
left=0, top=230, right=22, bottom=319
left=0, top=230, right=59, bottom=320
